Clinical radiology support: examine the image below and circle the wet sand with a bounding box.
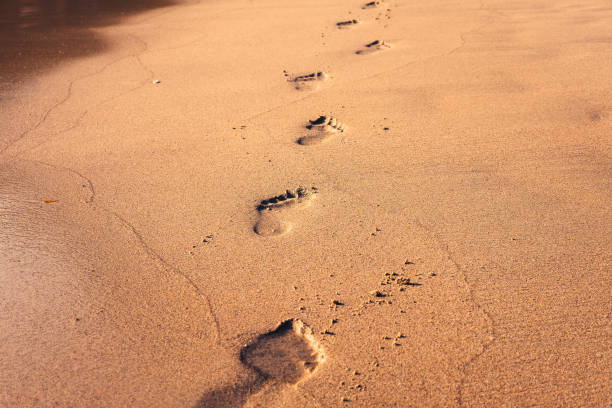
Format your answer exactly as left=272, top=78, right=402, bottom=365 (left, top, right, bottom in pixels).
left=1, top=0, right=610, bottom=407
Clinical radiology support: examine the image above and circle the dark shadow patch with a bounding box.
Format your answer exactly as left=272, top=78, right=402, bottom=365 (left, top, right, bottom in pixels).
left=194, top=374, right=266, bottom=408
left=0, top=0, right=183, bottom=90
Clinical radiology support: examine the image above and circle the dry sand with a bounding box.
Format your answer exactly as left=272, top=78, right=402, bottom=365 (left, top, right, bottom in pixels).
left=1, top=0, right=611, bottom=406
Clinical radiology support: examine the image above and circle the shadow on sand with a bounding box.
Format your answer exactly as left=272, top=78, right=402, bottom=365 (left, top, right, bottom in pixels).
left=0, top=0, right=182, bottom=90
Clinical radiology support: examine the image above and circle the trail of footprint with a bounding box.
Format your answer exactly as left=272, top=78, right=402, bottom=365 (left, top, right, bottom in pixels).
left=298, top=116, right=346, bottom=145
left=288, top=71, right=328, bottom=91
left=254, top=186, right=316, bottom=237
left=355, top=40, right=391, bottom=55
left=196, top=319, right=324, bottom=408
left=336, top=19, right=360, bottom=29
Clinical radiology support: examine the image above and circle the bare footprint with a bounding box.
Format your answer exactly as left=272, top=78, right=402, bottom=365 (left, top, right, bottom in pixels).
left=298, top=116, right=346, bottom=145
left=196, top=319, right=324, bottom=408
left=362, top=0, right=383, bottom=8
left=254, top=186, right=316, bottom=237
left=355, top=40, right=391, bottom=55
left=336, top=19, right=359, bottom=29
left=241, top=319, right=324, bottom=383
left=288, top=71, right=328, bottom=91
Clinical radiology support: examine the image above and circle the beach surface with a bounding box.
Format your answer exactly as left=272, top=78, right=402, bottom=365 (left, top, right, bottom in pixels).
left=1, top=0, right=610, bottom=406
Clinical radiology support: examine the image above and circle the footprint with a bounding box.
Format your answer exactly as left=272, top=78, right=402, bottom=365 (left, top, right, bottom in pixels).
left=336, top=19, right=360, bottom=29
left=254, top=186, right=316, bottom=237
left=298, top=116, right=346, bottom=145
left=288, top=71, right=328, bottom=91
left=355, top=40, right=391, bottom=55
left=241, top=319, right=325, bottom=383
left=196, top=319, right=324, bottom=408
left=362, top=0, right=382, bottom=8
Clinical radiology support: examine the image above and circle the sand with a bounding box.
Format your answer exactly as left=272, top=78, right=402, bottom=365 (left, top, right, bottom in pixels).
left=1, top=0, right=611, bottom=406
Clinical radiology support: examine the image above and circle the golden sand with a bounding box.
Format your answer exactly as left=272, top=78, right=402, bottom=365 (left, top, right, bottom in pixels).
left=1, top=0, right=610, bottom=406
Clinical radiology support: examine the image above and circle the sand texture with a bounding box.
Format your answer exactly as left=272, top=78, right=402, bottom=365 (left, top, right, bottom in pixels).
left=1, top=0, right=611, bottom=407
